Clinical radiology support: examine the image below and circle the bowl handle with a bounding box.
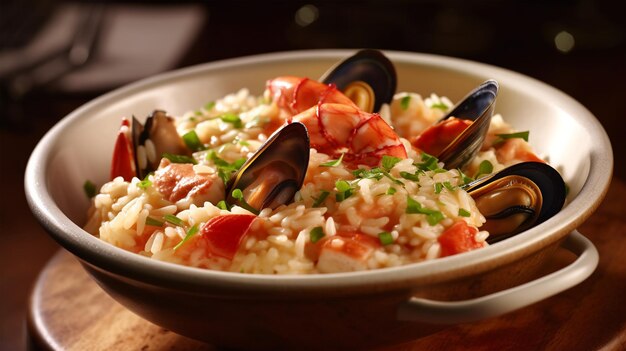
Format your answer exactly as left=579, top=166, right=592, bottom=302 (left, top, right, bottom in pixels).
left=397, top=230, right=598, bottom=324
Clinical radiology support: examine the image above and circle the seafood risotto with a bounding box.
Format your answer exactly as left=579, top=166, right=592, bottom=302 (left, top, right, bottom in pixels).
left=84, top=50, right=565, bottom=274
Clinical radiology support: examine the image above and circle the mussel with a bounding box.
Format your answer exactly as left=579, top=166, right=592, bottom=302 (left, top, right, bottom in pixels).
left=414, top=80, right=498, bottom=170
left=225, top=122, right=310, bottom=212
left=464, top=162, right=566, bottom=243
left=320, top=49, right=397, bottom=113
left=111, top=110, right=189, bottom=181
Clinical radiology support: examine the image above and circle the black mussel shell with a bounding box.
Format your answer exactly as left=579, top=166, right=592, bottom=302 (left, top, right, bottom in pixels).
left=225, top=122, right=310, bottom=212
left=464, top=162, right=566, bottom=243
left=320, top=49, right=396, bottom=113
left=437, top=80, right=499, bottom=169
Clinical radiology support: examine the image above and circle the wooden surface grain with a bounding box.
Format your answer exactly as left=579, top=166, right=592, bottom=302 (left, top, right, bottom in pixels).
left=26, top=178, right=626, bottom=350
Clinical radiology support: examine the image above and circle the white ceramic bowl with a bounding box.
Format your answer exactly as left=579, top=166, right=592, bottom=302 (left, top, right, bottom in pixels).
left=25, top=50, right=612, bottom=349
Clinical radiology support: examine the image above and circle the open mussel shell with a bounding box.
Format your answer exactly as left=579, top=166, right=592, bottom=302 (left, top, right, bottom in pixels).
left=132, top=110, right=189, bottom=178
left=437, top=80, right=498, bottom=169
left=319, top=49, right=396, bottom=113
left=225, top=122, right=310, bottom=212
left=464, top=162, right=566, bottom=244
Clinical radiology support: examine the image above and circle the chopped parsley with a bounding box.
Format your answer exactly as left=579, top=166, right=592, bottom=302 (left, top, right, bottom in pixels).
left=353, top=167, right=404, bottom=185
left=164, top=214, right=184, bottom=226
left=182, top=130, right=207, bottom=152
left=476, top=160, right=493, bottom=178
left=320, top=153, right=344, bottom=167
left=83, top=180, right=97, bottom=199
left=382, top=155, right=402, bottom=171
left=174, top=224, right=199, bottom=250
left=220, top=113, right=243, bottom=128
left=406, top=196, right=445, bottom=225
left=231, top=188, right=260, bottom=215
left=137, top=174, right=152, bottom=189
left=378, top=231, right=394, bottom=245
left=204, top=101, right=216, bottom=111
left=312, top=190, right=330, bottom=207
left=145, top=217, right=164, bottom=227
left=310, top=226, right=325, bottom=243
left=430, top=102, right=449, bottom=111
left=457, top=168, right=474, bottom=185
left=458, top=208, right=471, bottom=217
left=335, top=180, right=354, bottom=201
left=400, top=95, right=411, bottom=110
left=206, top=149, right=247, bottom=184
left=163, top=153, right=197, bottom=164
left=434, top=182, right=443, bottom=194
left=400, top=171, right=420, bottom=181
left=494, top=131, right=530, bottom=144
left=216, top=200, right=230, bottom=211
left=415, top=152, right=443, bottom=172
left=443, top=181, right=456, bottom=191
left=386, top=187, right=397, bottom=195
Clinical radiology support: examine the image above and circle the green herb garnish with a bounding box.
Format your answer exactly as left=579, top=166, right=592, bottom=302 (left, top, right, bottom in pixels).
left=378, top=231, right=394, bottom=245
left=163, top=153, right=197, bottom=164
left=434, top=182, right=443, bottom=194
left=216, top=200, right=230, bottom=211
left=457, top=169, right=474, bottom=185
left=204, top=101, right=216, bottom=110
left=220, top=113, right=243, bottom=128
left=174, top=224, right=199, bottom=250
left=400, top=171, right=420, bottom=181
left=430, top=102, right=449, bottom=111
left=386, top=187, right=397, bottom=195
left=145, top=217, right=164, bottom=227
left=312, top=190, right=330, bottom=207
left=310, top=226, right=325, bottom=243
left=382, top=155, right=402, bottom=171
left=164, top=214, right=184, bottom=226
left=137, top=174, right=152, bottom=189
left=475, top=160, right=493, bottom=178
left=415, top=152, right=443, bottom=172
left=182, top=130, right=207, bottom=152
left=406, top=196, right=445, bottom=225
left=494, top=131, right=530, bottom=144
left=232, top=188, right=260, bottom=215
left=83, top=180, right=97, bottom=199
left=206, top=150, right=247, bottom=184
left=458, top=208, right=471, bottom=217
left=443, top=181, right=456, bottom=191
left=320, top=153, right=344, bottom=167
left=400, top=95, right=411, bottom=110
left=335, top=180, right=354, bottom=202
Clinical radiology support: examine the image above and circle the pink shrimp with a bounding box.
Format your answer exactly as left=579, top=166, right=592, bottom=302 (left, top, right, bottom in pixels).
left=266, top=76, right=407, bottom=167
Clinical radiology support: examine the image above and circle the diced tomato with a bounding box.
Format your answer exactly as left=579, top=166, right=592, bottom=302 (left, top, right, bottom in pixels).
left=438, top=220, right=483, bottom=257
left=412, top=117, right=472, bottom=156
left=201, top=214, right=256, bottom=260
left=110, top=119, right=135, bottom=181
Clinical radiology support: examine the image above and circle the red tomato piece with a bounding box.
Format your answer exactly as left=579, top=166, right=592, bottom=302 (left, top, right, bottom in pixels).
left=438, top=220, right=483, bottom=257
left=412, top=117, right=472, bottom=156
left=201, top=214, right=256, bottom=260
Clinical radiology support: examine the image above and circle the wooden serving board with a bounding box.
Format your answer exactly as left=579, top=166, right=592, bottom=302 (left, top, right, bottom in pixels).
left=28, top=179, right=626, bottom=351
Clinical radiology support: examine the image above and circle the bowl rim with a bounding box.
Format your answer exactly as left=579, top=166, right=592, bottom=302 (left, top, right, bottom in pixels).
left=25, top=49, right=613, bottom=294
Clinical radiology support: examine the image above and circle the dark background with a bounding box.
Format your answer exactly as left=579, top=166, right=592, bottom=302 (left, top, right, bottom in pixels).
left=1, top=1, right=624, bottom=350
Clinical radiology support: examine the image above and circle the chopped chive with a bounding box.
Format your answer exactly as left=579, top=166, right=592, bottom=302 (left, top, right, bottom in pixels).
left=312, top=190, right=330, bottom=207
left=83, top=180, right=97, bottom=199
left=182, top=130, right=207, bottom=152
left=378, top=231, right=394, bottom=245
left=434, top=182, right=443, bottom=194
left=164, top=214, right=184, bottom=226
left=406, top=196, right=445, bottom=225
left=163, top=153, right=197, bottom=164
left=174, top=224, right=199, bottom=250
left=458, top=208, right=471, bottom=217
left=232, top=188, right=260, bottom=215
left=494, top=131, right=530, bottom=145
left=309, top=226, right=325, bottom=243
left=386, top=187, right=397, bottom=195
left=137, top=174, right=152, bottom=189
left=382, top=155, right=402, bottom=171
left=476, top=160, right=493, bottom=178
left=145, top=217, right=164, bottom=227
left=400, top=95, right=411, bottom=110
left=320, top=153, right=344, bottom=167
left=400, top=171, right=420, bottom=181
left=457, top=169, right=474, bottom=185
left=216, top=200, right=230, bottom=211
left=415, top=152, right=442, bottom=172
left=335, top=180, right=352, bottom=192
left=430, top=102, right=449, bottom=111
left=220, top=113, right=243, bottom=128
left=443, top=181, right=456, bottom=191
left=204, top=101, right=216, bottom=110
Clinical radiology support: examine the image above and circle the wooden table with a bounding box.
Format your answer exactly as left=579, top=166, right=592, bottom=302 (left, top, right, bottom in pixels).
left=25, top=177, right=626, bottom=350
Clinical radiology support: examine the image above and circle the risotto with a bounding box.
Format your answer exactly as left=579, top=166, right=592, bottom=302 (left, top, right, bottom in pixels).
left=84, top=66, right=551, bottom=274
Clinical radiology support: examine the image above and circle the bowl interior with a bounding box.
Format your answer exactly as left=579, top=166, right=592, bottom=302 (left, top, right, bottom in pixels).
left=29, top=50, right=612, bottom=287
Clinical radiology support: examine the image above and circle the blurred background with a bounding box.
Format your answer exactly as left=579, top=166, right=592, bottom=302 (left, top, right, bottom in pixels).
left=1, top=0, right=624, bottom=349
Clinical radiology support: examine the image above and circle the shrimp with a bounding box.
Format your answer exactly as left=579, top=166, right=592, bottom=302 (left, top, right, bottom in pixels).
left=153, top=159, right=224, bottom=208
left=266, top=76, right=407, bottom=167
